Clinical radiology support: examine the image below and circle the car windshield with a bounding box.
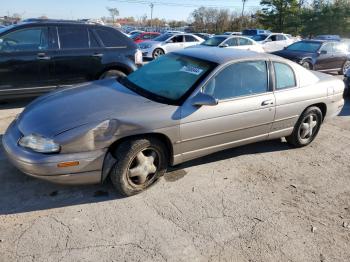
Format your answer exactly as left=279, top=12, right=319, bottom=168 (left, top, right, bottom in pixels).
left=242, top=29, right=257, bottom=35
left=121, top=53, right=216, bottom=104
left=249, top=35, right=268, bottom=41
left=153, top=33, right=173, bottom=42
left=286, top=41, right=322, bottom=52
left=201, top=36, right=226, bottom=46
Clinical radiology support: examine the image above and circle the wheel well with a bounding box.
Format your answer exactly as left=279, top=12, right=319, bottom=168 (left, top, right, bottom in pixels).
left=109, top=133, right=174, bottom=165
left=307, top=103, right=327, bottom=120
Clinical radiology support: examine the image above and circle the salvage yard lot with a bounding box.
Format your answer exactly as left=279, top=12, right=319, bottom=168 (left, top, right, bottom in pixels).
left=0, top=96, right=349, bottom=261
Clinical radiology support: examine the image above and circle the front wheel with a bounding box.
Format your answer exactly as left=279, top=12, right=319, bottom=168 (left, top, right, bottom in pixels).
left=110, top=137, right=168, bottom=196
left=152, top=48, right=165, bottom=59
left=286, top=106, right=323, bottom=147
left=99, top=70, right=126, bottom=80
left=301, top=61, right=313, bottom=70
left=339, top=61, right=350, bottom=75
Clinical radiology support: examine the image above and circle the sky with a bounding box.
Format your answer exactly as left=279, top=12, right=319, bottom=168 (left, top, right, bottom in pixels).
left=1, top=0, right=262, bottom=21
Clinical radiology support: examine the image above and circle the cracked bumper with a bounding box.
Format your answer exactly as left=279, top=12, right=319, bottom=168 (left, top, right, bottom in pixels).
left=2, top=121, right=107, bottom=185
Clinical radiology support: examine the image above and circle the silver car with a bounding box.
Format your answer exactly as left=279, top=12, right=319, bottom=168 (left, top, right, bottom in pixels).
left=139, top=33, right=204, bottom=59
left=3, top=48, right=345, bottom=196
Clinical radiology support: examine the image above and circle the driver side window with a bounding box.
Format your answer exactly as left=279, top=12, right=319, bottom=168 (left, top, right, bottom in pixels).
left=203, top=61, right=269, bottom=100
left=0, top=27, right=48, bottom=52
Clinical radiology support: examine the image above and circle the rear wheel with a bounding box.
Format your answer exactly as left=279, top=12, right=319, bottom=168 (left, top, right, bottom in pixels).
left=99, top=70, right=126, bottom=80
left=110, top=137, right=168, bottom=196
left=286, top=106, right=323, bottom=147
left=152, top=48, right=165, bottom=59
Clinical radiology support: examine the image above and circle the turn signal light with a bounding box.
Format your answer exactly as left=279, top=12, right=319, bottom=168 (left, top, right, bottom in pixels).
left=57, top=161, right=80, bottom=168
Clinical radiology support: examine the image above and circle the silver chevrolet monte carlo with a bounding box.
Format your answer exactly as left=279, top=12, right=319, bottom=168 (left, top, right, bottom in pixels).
left=3, top=48, right=345, bottom=196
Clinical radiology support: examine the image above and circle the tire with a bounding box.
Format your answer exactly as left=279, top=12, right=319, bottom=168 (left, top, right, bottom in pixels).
left=286, top=106, right=323, bottom=147
left=99, top=70, right=126, bottom=80
left=110, top=137, right=168, bottom=196
left=152, top=48, right=165, bottom=59
left=339, top=61, right=350, bottom=75
left=301, top=61, right=312, bottom=70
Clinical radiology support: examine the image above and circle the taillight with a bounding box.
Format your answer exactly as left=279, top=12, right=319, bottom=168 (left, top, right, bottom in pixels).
left=135, top=49, right=143, bottom=65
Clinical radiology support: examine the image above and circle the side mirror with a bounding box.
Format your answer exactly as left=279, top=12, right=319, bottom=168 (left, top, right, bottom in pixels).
left=219, top=43, right=229, bottom=48
left=320, top=50, right=327, bottom=55
left=264, top=38, right=272, bottom=43
left=192, top=92, right=218, bottom=106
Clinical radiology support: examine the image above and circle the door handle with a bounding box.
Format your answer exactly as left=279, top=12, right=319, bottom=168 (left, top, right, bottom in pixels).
left=92, top=53, right=103, bottom=57
left=261, top=100, right=274, bottom=106
left=37, top=53, right=51, bottom=60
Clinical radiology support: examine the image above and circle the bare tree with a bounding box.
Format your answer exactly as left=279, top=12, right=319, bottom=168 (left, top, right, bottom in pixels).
left=106, top=7, right=119, bottom=24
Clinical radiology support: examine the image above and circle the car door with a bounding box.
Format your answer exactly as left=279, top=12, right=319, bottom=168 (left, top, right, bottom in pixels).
left=51, top=25, right=102, bottom=86
left=179, top=60, right=276, bottom=162
left=315, top=42, right=335, bottom=71
left=164, top=35, right=185, bottom=53
left=0, top=25, right=54, bottom=94
left=184, top=35, right=201, bottom=48
left=271, top=61, right=306, bottom=138
left=332, top=42, right=348, bottom=70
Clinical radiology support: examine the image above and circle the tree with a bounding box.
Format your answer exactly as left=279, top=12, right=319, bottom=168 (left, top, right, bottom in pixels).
left=259, top=0, right=301, bottom=34
left=106, top=7, right=119, bottom=24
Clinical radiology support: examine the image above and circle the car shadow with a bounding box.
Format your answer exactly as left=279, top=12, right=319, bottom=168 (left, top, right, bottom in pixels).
left=339, top=96, right=350, bottom=116
left=0, top=134, right=290, bottom=215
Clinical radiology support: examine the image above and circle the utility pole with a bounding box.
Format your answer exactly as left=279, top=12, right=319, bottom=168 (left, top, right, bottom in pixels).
left=241, top=0, right=247, bottom=17
left=241, top=0, right=247, bottom=30
left=150, top=3, right=154, bottom=28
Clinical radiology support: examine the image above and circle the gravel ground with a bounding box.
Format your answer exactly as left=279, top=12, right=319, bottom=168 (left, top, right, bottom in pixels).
left=0, top=95, right=349, bottom=262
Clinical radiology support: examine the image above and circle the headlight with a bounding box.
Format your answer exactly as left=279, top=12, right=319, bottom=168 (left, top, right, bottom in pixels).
left=139, top=43, right=151, bottom=49
left=135, top=49, right=143, bottom=65
left=19, top=134, right=60, bottom=153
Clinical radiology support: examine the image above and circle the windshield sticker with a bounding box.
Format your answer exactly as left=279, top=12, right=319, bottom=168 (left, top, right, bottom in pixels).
left=180, top=65, right=204, bottom=75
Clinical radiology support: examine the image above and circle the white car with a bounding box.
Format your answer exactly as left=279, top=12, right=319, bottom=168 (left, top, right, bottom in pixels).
left=138, top=33, right=204, bottom=59
left=249, top=33, right=295, bottom=52
left=192, top=35, right=265, bottom=53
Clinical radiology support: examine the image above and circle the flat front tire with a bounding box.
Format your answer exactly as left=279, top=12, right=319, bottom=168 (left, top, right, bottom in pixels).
left=286, top=106, right=323, bottom=147
left=110, top=137, right=168, bottom=196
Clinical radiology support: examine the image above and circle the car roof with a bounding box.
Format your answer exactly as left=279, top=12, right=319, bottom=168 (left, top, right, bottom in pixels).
left=174, top=48, right=271, bottom=64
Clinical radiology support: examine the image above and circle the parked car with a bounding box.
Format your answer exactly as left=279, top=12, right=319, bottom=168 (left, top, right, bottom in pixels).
left=138, top=33, right=204, bottom=59
left=0, top=20, right=142, bottom=99
left=194, top=33, right=212, bottom=40
left=224, top=32, right=242, bottom=36
left=192, top=35, right=264, bottom=53
left=242, top=29, right=271, bottom=36
left=0, top=25, right=5, bottom=29
left=130, top=32, right=160, bottom=44
left=129, top=30, right=143, bottom=36
left=248, top=33, right=295, bottom=52
left=273, top=40, right=350, bottom=74
left=3, top=48, right=345, bottom=196
left=315, top=35, right=341, bottom=41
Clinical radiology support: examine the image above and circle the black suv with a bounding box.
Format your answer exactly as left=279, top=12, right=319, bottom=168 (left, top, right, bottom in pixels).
left=273, top=40, right=350, bottom=75
left=0, top=20, right=142, bottom=99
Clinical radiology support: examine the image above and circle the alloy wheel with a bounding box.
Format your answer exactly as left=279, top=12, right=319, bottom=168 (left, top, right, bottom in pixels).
left=153, top=49, right=164, bottom=59
left=343, top=61, right=350, bottom=75
left=127, top=148, right=160, bottom=187
left=298, top=114, right=318, bottom=143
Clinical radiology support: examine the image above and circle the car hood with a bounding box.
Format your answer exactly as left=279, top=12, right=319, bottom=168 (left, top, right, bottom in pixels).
left=273, top=49, right=316, bottom=60
left=17, top=79, right=169, bottom=137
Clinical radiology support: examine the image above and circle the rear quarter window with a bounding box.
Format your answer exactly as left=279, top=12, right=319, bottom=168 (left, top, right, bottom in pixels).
left=94, top=27, right=130, bottom=47
left=273, top=62, right=296, bottom=90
